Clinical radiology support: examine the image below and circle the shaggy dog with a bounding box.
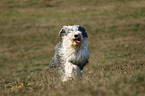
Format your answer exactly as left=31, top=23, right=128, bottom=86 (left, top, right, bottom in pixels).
left=49, top=25, right=89, bottom=82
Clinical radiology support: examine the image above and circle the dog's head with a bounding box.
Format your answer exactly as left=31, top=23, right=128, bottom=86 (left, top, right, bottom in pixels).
left=59, top=25, right=88, bottom=47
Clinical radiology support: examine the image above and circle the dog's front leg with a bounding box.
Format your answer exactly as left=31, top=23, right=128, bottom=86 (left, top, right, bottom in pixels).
left=62, top=61, right=82, bottom=82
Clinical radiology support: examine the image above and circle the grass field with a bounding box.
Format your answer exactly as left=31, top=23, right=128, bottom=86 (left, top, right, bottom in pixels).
left=0, top=0, right=145, bottom=96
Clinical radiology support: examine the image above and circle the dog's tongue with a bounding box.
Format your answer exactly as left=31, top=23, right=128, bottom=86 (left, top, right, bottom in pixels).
left=75, top=40, right=81, bottom=43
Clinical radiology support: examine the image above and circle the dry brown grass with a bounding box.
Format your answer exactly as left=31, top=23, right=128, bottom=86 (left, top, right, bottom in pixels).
left=0, top=0, right=145, bottom=96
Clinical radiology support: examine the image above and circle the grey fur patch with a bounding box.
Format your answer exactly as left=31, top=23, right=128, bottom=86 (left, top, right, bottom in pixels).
left=49, top=41, right=62, bottom=68
left=70, top=59, right=89, bottom=70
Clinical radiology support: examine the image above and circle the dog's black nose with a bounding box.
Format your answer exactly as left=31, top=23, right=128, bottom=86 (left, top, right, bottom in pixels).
left=74, top=34, right=79, bottom=38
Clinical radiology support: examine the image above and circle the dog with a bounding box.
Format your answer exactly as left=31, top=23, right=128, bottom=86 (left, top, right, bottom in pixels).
left=49, top=25, right=89, bottom=82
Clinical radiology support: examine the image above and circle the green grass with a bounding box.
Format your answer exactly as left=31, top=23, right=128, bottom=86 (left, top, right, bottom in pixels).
left=0, top=0, right=145, bottom=96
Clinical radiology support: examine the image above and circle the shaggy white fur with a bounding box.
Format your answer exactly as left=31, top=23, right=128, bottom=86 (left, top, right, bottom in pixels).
left=59, top=29, right=89, bottom=82
left=49, top=25, right=89, bottom=82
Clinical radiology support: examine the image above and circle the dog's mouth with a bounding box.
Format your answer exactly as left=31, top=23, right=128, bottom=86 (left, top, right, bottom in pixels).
left=73, top=37, right=81, bottom=46
left=74, top=38, right=81, bottom=44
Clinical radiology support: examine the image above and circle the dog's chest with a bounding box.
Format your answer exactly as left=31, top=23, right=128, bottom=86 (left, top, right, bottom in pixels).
left=66, top=48, right=88, bottom=65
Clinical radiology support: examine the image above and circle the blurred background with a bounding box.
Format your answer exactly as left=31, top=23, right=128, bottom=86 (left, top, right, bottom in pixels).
left=0, top=0, right=145, bottom=96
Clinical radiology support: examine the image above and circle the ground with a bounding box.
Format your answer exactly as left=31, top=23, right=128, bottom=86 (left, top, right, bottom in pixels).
left=0, top=0, right=145, bottom=96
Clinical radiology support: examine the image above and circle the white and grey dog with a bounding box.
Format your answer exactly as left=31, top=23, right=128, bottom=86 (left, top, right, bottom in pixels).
left=49, top=25, right=89, bottom=82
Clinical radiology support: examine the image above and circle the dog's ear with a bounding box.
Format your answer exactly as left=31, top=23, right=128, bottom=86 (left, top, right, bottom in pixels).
left=59, top=28, right=66, bottom=37
left=78, top=26, right=88, bottom=38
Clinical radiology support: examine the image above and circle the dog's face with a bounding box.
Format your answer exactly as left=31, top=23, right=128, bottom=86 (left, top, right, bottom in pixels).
left=59, top=25, right=88, bottom=47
